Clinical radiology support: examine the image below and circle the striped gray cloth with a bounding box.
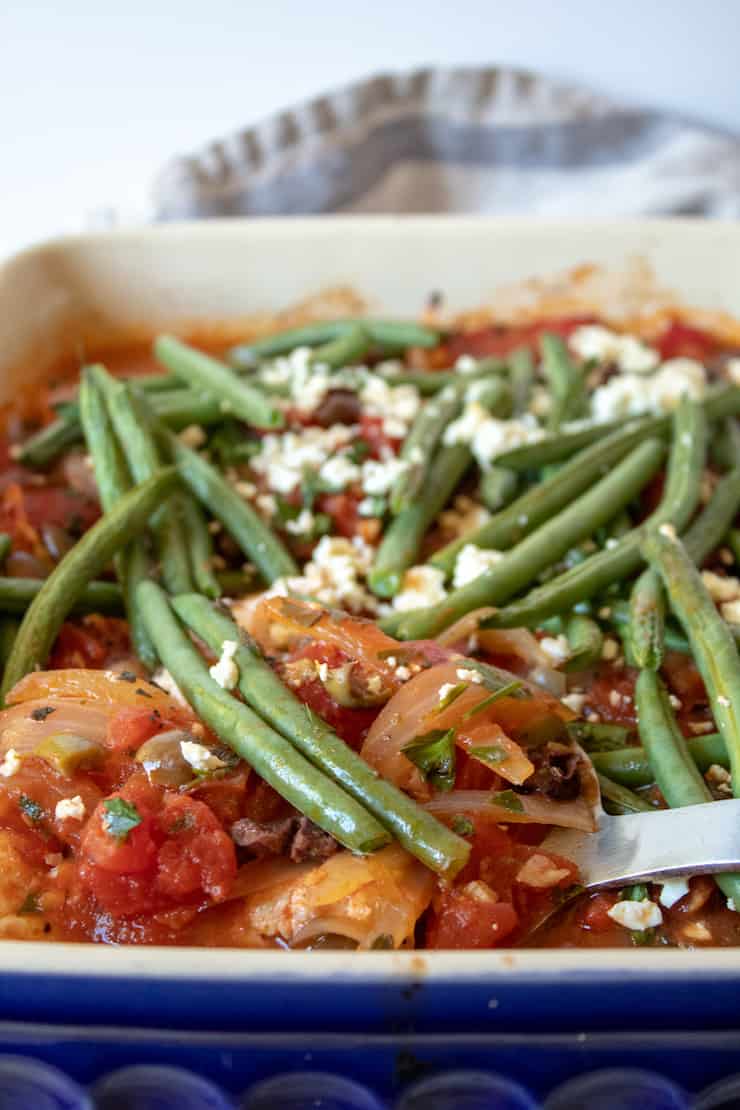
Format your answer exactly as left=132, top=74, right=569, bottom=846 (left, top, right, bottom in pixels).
left=154, top=67, right=740, bottom=220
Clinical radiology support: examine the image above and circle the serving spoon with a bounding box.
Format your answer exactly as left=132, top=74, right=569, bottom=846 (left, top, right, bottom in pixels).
left=540, top=798, right=740, bottom=890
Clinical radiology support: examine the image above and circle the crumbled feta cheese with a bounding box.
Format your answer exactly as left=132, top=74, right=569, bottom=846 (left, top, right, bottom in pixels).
left=609, top=689, right=621, bottom=708
left=438, top=682, right=458, bottom=703
left=539, top=635, right=571, bottom=666
left=706, top=763, right=732, bottom=793
left=569, top=325, right=660, bottom=373
left=180, top=740, right=227, bottom=774
left=454, top=355, right=480, bottom=374
left=529, top=386, right=551, bottom=418
left=0, top=749, right=21, bottom=779
left=688, top=720, right=714, bottom=735
left=152, top=667, right=190, bottom=708
left=702, top=571, right=740, bottom=603
left=456, top=667, right=484, bottom=684
left=256, top=493, right=277, bottom=517
left=515, top=854, right=571, bottom=889
left=361, top=457, right=409, bottom=496
left=394, top=665, right=411, bottom=682
left=590, top=358, right=706, bottom=422
left=439, top=496, right=491, bottom=541
left=250, top=424, right=357, bottom=495
left=392, top=565, right=448, bottom=612
left=272, top=535, right=377, bottom=614
left=601, top=638, right=619, bottom=661
left=285, top=509, right=316, bottom=536
left=608, top=899, right=663, bottom=931
left=359, top=376, right=420, bottom=438
left=669, top=694, right=682, bottom=710
left=234, top=480, right=257, bottom=500
left=562, top=692, right=587, bottom=714
left=452, top=543, right=505, bottom=588
left=179, top=424, right=207, bottom=449
left=444, top=405, right=543, bottom=467
left=659, top=879, right=690, bottom=908
left=209, top=640, right=240, bottom=690
left=319, top=454, right=361, bottom=491
left=722, top=600, right=740, bottom=624
left=659, top=522, right=677, bottom=541
left=728, top=898, right=739, bottom=913
left=718, top=695, right=732, bottom=708
left=54, top=796, right=86, bottom=822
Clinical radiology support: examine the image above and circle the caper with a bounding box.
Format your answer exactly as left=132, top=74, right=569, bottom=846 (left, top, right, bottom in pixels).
left=135, top=730, right=195, bottom=787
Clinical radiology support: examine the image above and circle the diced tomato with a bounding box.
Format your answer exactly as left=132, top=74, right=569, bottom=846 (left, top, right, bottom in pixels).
left=656, top=320, right=719, bottom=362
left=442, top=317, right=596, bottom=362
left=586, top=664, right=638, bottom=727
left=105, top=707, right=182, bottom=754
left=359, top=414, right=401, bottom=458
left=155, top=794, right=236, bottom=901
left=426, top=888, right=519, bottom=949
left=579, top=892, right=619, bottom=933
left=49, top=617, right=131, bottom=671
left=82, top=804, right=158, bottom=875
left=317, top=491, right=363, bottom=539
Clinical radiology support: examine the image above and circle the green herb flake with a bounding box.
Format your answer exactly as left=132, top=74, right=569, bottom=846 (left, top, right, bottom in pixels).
left=358, top=496, right=387, bottom=519
left=347, top=440, right=371, bottom=464
left=435, top=682, right=468, bottom=713
left=490, top=789, right=524, bottom=813
left=620, top=883, right=649, bottom=902
left=18, top=794, right=46, bottom=825
left=451, top=815, right=474, bottom=837
left=102, top=797, right=142, bottom=843
left=468, top=744, right=506, bottom=768
left=402, top=728, right=456, bottom=792
left=462, top=680, right=523, bottom=720
left=17, top=891, right=41, bottom=915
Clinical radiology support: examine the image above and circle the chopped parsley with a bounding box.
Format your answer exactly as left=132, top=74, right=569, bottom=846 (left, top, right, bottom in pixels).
left=620, top=883, right=649, bottom=902
left=30, top=706, right=56, bottom=722
left=490, top=789, right=524, bottom=814
left=18, top=794, right=46, bottom=825
left=402, top=728, right=456, bottom=792
left=116, top=671, right=138, bottom=683
left=462, top=680, right=523, bottom=720
left=18, top=891, right=41, bottom=915
left=102, top=798, right=142, bottom=842
left=451, top=815, right=474, bottom=837
left=467, top=743, right=506, bottom=768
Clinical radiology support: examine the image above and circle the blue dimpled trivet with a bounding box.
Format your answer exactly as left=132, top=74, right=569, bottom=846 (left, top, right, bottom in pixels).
left=0, top=1056, right=90, bottom=1110
left=542, top=1068, right=688, bottom=1110
left=242, top=1072, right=385, bottom=1110
left=92, top=1065, right=235, bottom=1110
left=397, top=1070, right=536, bottom=1110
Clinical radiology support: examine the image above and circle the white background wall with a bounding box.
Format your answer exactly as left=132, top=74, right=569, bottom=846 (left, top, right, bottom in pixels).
left=2, top=0, right=739, bottom=259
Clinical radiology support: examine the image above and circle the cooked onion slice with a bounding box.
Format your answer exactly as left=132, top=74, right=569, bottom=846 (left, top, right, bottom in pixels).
left=425, top=788, right=597, bottom=832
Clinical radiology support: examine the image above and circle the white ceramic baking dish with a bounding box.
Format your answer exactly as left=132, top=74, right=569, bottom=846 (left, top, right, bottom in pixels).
left=1, top=217, right=740, bottom=1033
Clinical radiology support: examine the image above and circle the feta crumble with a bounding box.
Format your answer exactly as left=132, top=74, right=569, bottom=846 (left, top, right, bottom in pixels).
left=209, top=640, right=240, bottom=690
left=659, top=878, right=690, bottom=908
left=319, top=454, right=361, bottom=491
left=590, top=358, right=706, bottom=422
left=569, top=325, right=660, bottom=374
left=54, top=796, right=86, bottom=822
left=702, top=571, right=740, bottom=604
left=180, top=740, right=228, bottom=774
left=178, top=424, right=207, bottom=449
left=444, top=405, right=543, bottom=468
left=721, top=599, right=740, bottom=624
left=362, top=457, right=410, bottom=496
left=272, top=535, right=377, bottom=614
left=452, top=543, right=505, bottom=589
left=456, top=667, right=484, bottom=684
left=285, top=509, right=316, bottom=536
left=392, top=565, right=448, bottom=612
left=0, top=749, right=21, bottom=778
left=250, top=424, right=357, bottom=495
left=561, top=692, right=587, bottom=714
left=438, top=683, right=458, bottom=703
left=539, top=635, right=571, bottom=666
left=607, top=899, right=663, bottom=931
left=439, top=496, right=491, bottom=540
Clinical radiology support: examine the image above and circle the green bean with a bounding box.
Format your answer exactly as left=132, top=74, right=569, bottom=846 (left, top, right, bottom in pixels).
left=628, top=568, right=665, bottom=671
left=479, top=467, right=519, bottom=513
left=138, top=582, right=389, bottom=855
left=15, top=414, right=81, bottom=468
left=0, top=534, right=10, bottom=569
left=495, top=383, right=740, bottom=471
left=395, top=438, right=665, bottom=640
left=471, top=377, right=513, bottom=418
left=58, top=371, right=187, bottom=423
left=643, top=525, right=740, bottom=800
left=597, top=772, right=653, bottom=815
left=541, top=333, right=586, bottom=431
left=79, top=369, right=157, bottom=668
left=390, top=385, right=462, bottom=515
left=729, top=529, right=740, bottom=567
left=563, top=614, right=603, bottom=672
left=171, top=594, right=469, bottom=878
left=710, top=417, right=740, bottom=471
left=158, top=426, right=298, bottom=584
left=484, top=398, right=707, bottom=630
left=0, top=577, right=122, bottom=615
left=508, top=347, right=534, bottom=415
left=228, top=319, right=442, bottom=366
left=94, top=371, right=194, bottom=596
left=215, top=567, right=259, bottom=595
left=180, top=497, right=220, bottom=599
left=378, top=361, right=506, bottom=395
left=155, top=335, right=284, bottom=430
left=0, top=468, right=178, bottom=699
left=145, top=389, right=227, bottom=429
left=608, top=599, right=740, bottom=655
left=683, top=467, right=740, bottom=564
left=431, top=417, right=657, bottom=579
left=635, top=668, right=740, bottom=905
left=591, top=732, right=726, bottom=788
left=0, top=618, right=18, bottom=670
left=310, top=324, right=371, bottom=369
left=565, top=721, right=633, bottom=751
left=369, top=444, right=471, bottom=598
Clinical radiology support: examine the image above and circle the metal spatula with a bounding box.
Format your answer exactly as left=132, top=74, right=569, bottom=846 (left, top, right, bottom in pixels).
left=540, top=798, right=740, bottom=889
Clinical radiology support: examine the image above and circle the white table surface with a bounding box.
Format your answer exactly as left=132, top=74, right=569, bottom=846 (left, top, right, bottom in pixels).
left=2, top=0, right=739, bottom=262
